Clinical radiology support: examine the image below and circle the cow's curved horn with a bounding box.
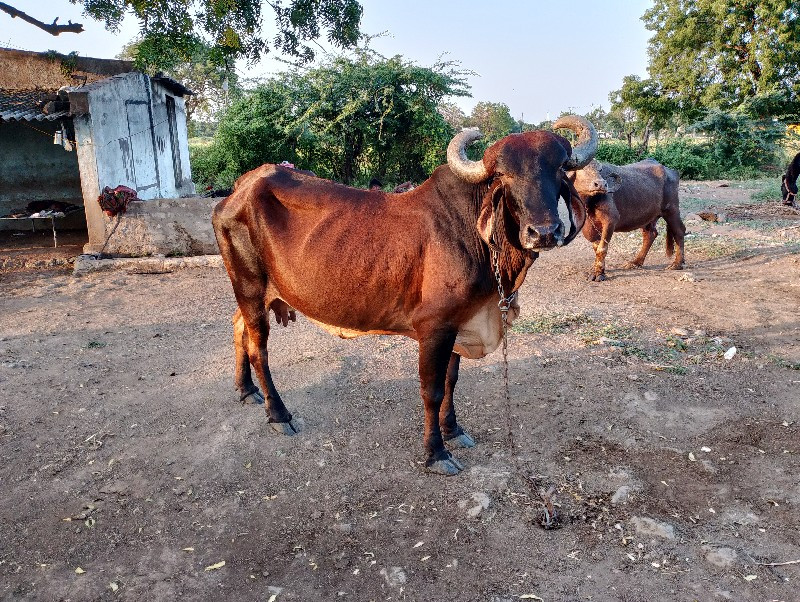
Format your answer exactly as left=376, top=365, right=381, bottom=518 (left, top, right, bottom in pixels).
left=553, top=115, right=598, bottom=171
left=447, top=128, right=489, bottom=183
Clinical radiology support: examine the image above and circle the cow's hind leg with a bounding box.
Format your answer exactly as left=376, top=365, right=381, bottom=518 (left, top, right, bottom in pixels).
left=233, top=308, right=264, bottom=405
left=239, top=295, right=298, bottom=434
left=418, top=327, right=463, bottom=475
left=624, top=221, right=658, bottom=269
left=440, top=353, right=475, bottom=449
left=663, top=209, right=686, bottom=270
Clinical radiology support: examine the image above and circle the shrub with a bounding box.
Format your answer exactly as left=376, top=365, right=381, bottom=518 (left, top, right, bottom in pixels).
left=595, top=141, right=639, bottom=165
left=650, top=140, right=714, bottom=179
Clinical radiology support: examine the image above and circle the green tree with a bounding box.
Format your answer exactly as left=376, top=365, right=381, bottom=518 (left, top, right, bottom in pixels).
left=643, top=0, right=800, bottom=120
left=465, top=101, right=518, bottom=143
left=192, top=50, right=470, bottom=188
left=609, top=75, right=677, bottom=151
left=1, top=0, right=363, bottom=71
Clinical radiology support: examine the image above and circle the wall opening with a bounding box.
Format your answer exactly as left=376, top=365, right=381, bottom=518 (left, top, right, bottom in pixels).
left=165, top=95, right=183, bottom=188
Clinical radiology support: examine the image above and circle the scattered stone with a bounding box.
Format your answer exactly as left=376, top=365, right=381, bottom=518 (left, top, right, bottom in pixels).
left=723, top=347, right=737, bottom=360
left=703, top=546, right=738, bottom=568
left=332, top=522, right=353, bottom=534
left=670, top=327, right=689, bottom=337
left=684, top=212, right=701, bottom=222
left=678, top=272, right=697, bottom=282
left=379, top=566, right=407, bottom=588
left=629, top=516, right=676, bottom=540
left=693, top=329, right=706, bottom=337
left=458, top=492, right=491, bottom=518
left=627, top=374, right=639, bottom=381
left=697, top=211, right=720, bottom=222
left=643, top=391, right=658, bottom=402
left=611, top=485, right=632, bottom=506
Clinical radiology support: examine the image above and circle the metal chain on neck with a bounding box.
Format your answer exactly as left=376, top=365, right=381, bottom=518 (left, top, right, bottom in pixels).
left=492, top=246, right=560, bottom=528
left=492, top=247, right=516, bottom=453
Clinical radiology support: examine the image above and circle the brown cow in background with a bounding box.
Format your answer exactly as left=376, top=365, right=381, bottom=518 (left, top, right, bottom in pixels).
left=567, top=158, right=685, bottom=281
left=213, top=116, right=597, bottom=475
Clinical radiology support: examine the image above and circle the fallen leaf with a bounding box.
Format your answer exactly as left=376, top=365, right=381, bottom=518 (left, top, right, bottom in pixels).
left=267, top=595, right=278, bottom=602
left=204, top=561, right=226, bottom=571
left=743, top=574, right=757, bottom=581
left=701, top=446, right=711, bottom=452
left=688, top=452, right=696, bottom=462
left=182, top=547, right=194, bottom=552
left=413, top=541, right=424, bottom=548
left=74, top=567, right=85, bottom=575
left=519, top=595, right=544, bottom=601
left=420, top=555, right=431, bottom=561
left=109, top=581, right=119, bottom=592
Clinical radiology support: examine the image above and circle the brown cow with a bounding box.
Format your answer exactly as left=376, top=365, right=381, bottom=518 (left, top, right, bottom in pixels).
left=567, top=159, right=684, bottom=281
left=212, top=116, right=597, bottom=475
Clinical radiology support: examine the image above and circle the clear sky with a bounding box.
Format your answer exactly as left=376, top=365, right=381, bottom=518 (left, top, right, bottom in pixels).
left=2, top=0, right=653, bottom=123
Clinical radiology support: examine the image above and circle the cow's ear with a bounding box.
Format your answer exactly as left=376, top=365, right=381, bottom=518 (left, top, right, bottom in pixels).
left=604, top=169, right=622, bottom=193
left=476, top=194, right=495, bottom=245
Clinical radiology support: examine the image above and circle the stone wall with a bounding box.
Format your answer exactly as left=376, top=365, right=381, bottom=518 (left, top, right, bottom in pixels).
left=99, top=197, right=222, bottom=257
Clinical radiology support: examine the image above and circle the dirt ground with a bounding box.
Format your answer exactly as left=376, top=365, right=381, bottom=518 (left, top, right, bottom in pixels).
left=1, top=181, right=799, bottom=602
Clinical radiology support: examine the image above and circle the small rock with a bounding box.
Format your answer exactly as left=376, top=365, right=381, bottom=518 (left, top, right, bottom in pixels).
left=697, top=211, right=720, bottom=222
left=332, top=522, right=353, bottom=533
left=703, top=546, right=738, bottom=568
left=458, top=492, right=491, bottom=518
left=627, top=374, right=639, bottom=381
left=678, top=272, right=697, bottom=282
left=643, top=391, right=658, bottom=402
left=629, top=516, right=676, bottom=540
left=684, top=212, right=701, bottom=222
left=693, top=329, right=706, bottom=337
left=611, top=485, right=632, bottom=505
left=670, top=327, right=689, bottom=337
left=723, top=347, right=737, bottom=360
left=379, top=566, right=407, bottom=588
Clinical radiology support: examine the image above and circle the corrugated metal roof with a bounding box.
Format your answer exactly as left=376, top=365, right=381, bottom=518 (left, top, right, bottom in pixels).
left=0, top=88, right=69, bottom=122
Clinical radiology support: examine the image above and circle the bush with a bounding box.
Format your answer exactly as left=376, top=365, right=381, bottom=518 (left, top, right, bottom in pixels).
left=650, top=139, right=714, bottom=179
left=595, top=141, right=639, bottom=165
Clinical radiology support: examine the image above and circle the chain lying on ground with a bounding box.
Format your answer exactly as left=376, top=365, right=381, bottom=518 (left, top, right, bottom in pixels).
left=492, top=248, right=560, bottom=529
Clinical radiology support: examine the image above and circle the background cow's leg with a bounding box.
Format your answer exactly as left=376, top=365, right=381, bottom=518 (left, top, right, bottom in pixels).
left=440, top=352, right=475, bottom=449
left=233, top=308, right=264, bottom=405
left=418, top=328, right=463, bottom=475
left=625, top=221, right=658, bottom=269
left=590, top=222, right=614, bottom=281
left=663, top=210, right=686, bottom=270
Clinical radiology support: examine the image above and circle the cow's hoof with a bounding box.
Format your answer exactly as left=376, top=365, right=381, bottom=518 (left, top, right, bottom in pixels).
left=665, top=263, right=684, bottom=271
left=270, top=420, right=298, bottom=435
left=589, top=273, right=607, bottom=282
left=446, top=431, right=476, bottom=448
left=623, top=261, right=642, bottom=270
left=241, top=390, right=265, bottom=405
left=426, top=455, right=464, bottom=476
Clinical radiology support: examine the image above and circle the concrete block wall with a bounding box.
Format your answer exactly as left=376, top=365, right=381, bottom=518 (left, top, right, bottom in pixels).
left=98, top=197, right=221, bottom=256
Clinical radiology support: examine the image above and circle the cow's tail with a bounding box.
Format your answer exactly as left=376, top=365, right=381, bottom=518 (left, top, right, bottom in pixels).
left=665, top=227, right=675, bottom=258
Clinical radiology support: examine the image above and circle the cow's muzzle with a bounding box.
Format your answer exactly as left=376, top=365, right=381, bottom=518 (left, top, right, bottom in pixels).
left=520, top=221, right=565, bottom=251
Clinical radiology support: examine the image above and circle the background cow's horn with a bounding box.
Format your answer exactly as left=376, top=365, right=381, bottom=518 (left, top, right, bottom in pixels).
left=552, top=115, right=598, bottom=171
left=447, top=128, right=489, bottom=183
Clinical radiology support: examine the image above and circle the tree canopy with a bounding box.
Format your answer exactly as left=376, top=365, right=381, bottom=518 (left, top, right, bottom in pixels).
left=191, top=50, right=470, bottom=189
left=1, top=0, right=363, bottom=71
left=643, top=0, right=800, bottom=120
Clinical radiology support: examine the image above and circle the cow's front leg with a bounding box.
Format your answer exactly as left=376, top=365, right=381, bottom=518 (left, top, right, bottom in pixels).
left=440, top=352, right=475, bottom=449
left=590, top=225, right=614, bottom=281
left=418, top=328, right=463, bottom=475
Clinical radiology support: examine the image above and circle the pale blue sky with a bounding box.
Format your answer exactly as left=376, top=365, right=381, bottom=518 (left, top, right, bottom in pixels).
left=2, top=0, right=652, bottom=123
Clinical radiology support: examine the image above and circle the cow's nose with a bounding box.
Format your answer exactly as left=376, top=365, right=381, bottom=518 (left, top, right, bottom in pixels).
left=522, top=222, right=564, bottom=250
left=593, top=179, right=606, bottom=191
